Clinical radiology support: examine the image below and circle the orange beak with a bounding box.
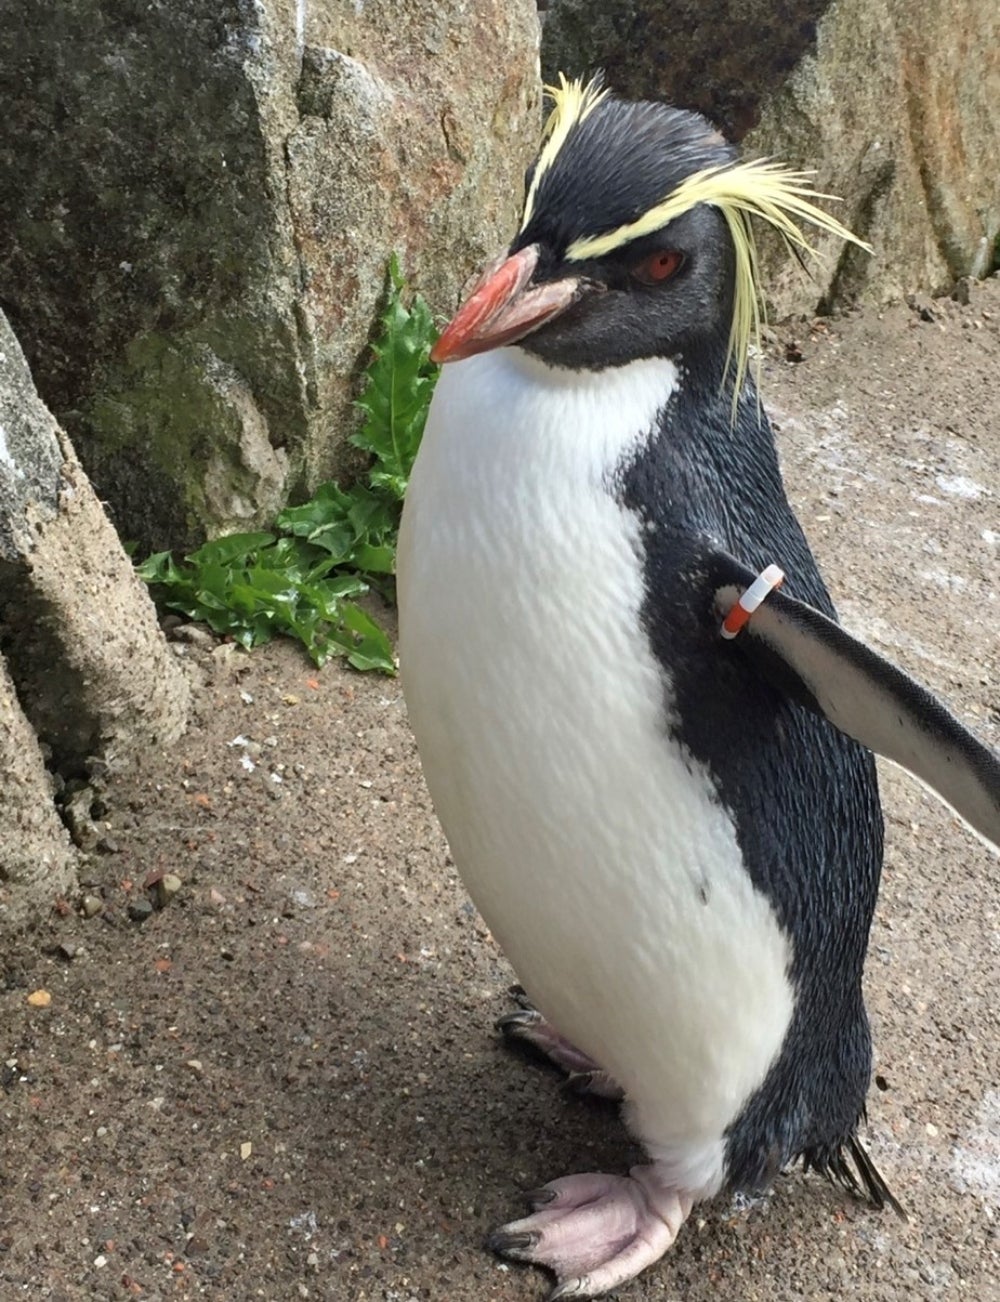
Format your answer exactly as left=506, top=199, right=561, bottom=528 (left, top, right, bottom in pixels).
left=430, top=245, right=581, bottom=364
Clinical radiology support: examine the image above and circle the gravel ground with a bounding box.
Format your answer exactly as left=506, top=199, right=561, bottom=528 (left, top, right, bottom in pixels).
left=2, top=278, right=999, bottom=1302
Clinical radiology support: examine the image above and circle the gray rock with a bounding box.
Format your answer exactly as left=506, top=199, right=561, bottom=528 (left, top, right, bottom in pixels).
left=0, top=311, right=190, bottom=926
left=0, top=313, right=64, bottom=561
left=0, top=1, right=541, bottom=548
left=127, top=898, right=155, bottom=924
left=81, top=894, right=104, bottom=919
left=157, top=873, right=183, bottom=906
left=542, top=0, right=1000, bottom=313
left=63, top=786, right=101, bottom=853
left=0, top=652, right=76, bottom=919
left=0, top=316, right=191, bottom=769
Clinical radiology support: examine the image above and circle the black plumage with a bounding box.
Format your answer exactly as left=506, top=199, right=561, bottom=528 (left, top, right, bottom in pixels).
left=616, top=373, right=892, bottom=1204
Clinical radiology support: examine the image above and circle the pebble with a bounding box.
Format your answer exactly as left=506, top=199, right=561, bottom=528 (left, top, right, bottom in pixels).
left=128, top=899, right=154, bottom=924
left=81, top=895, right=103, bottom=918
left=907, top=292, right=939, bottom=322
left=951, top=276, right=973, bottom=306
left=171, top=623, right=216, bottom=647
left=157, top=874, right=183, bottom=905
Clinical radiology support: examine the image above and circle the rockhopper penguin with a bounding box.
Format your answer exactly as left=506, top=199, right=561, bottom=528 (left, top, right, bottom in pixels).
left=396, top=77, right=1000, bottom=1299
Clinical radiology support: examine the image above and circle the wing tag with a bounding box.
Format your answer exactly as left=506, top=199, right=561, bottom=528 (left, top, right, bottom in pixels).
left=720, top=564, right=786, bottom=639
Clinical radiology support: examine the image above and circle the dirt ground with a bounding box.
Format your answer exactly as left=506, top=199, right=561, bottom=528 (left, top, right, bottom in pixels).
left=2, top=278, right=999, bottom=1302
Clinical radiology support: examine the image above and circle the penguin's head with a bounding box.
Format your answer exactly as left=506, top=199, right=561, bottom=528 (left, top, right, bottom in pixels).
left=432, top=76, right=868, bottom=399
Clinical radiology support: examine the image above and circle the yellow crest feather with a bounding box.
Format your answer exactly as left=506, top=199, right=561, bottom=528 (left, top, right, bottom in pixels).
left=566, top=158, right=872, bottom=414
left=520, top=74, right=609, bottom=233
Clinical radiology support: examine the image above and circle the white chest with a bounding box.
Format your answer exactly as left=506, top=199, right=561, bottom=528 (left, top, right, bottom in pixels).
left=397, top=349, right=794, bottom=1196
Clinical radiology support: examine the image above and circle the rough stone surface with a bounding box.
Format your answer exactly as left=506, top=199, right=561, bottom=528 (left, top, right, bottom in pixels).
left=1, top=1, right=540, bottom=548
left=0, top=307, right=64, bottom=561
left=542, top=0, right=828, bottom=135
left=0, top=653, right=76, bottom=925
left=1, top=429, right=192, bottom=764
left=0, top=311, right=190, bottom=763
left=0, top=310, right=190, bottom=918
left=287, top=5, right=541, bottom=491
left=541, top=0, right=1000, bottom=313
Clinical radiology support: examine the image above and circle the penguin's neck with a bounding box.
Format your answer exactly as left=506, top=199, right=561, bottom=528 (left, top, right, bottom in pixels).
left=423, top=346, right=681, bottom=493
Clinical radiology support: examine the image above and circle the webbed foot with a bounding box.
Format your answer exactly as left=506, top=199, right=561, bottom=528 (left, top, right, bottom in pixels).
left=490, top=1166, right=692, bottom=1299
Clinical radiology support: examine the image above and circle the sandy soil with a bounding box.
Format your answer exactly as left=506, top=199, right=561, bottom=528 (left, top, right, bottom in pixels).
left=2, top=279, right=999, bottom=1302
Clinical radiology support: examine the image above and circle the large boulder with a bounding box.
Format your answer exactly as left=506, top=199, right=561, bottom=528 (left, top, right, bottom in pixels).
left=1, top=309, right=190, bottom=923
left=0, top=1, right=540, bottom=549
left=0, top=652, right=76, bottom=924
left=541, top=0, right=1000, bottom=313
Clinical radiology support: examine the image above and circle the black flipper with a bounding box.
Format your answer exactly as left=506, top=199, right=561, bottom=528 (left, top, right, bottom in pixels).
left=711, top=554, right=1000, bottom=852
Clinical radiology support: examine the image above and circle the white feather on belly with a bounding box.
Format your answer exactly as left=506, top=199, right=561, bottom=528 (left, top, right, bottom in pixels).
left=398, top=347, right=794, bottom=1198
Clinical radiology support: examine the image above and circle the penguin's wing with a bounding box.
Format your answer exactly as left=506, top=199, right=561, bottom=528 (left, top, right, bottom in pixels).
left=711, top=556, right=1000, bottom=853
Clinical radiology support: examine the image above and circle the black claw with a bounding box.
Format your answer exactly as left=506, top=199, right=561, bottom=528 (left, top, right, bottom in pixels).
left=549, top=1279, right=586, bottom=1301
left=560, top=1070, right=624, bottom=1105
left=495, top=1007, right=542, bottom=1034
left=563, top=1070, right=594, bottom=1094
left=488, top=1229, right=540, bottom=1260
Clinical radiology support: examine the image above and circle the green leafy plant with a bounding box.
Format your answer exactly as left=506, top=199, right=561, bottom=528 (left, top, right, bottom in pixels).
left=137, top=256, right=439, bottom=673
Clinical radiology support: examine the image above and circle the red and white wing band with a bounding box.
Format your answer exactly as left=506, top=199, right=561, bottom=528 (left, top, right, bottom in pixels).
left=720, top=564, right=786, bottom=640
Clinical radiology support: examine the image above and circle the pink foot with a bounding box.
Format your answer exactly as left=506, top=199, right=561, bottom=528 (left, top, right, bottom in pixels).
left=497, top=1007, right=624, bottom=1101
left=489, top=1166, right=693, bottom=1299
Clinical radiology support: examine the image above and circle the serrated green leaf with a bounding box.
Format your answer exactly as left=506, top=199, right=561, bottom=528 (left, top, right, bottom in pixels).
left=135, top=550, right=174, bottom=583
left=322, top=574, right=369, bottom=598
left=277, top=483, right=353, bottom=533
left=352, top=254, right=439, bottom=495
left=351, top=542, right=396, bottom=574
left=187, top=532, right=276, bottom=567
left=366, top=469, right=409, bottom=501
left=337, top=602, right=396, bottom=673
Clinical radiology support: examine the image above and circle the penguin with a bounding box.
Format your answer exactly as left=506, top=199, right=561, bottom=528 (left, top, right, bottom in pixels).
left=396, top=76, right=1000, bottom=1300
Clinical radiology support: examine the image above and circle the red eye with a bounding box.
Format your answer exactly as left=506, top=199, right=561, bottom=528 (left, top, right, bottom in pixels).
left=632, top=250, right=683, bottom=285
